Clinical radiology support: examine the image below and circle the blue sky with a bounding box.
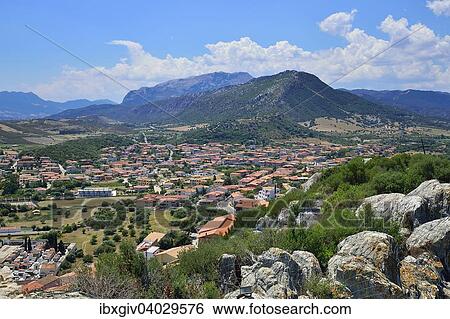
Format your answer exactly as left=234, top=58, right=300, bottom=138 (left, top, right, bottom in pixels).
left=1, top=0, right=449, bottom=101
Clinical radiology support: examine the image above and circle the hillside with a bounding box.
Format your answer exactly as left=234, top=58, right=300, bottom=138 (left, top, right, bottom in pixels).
left=347, top=89, right=450, bottom=119
left=0, top=91, right=115, bottom=120
left=122, top=71, right=253, bottom=106
left=52, top=70, right=414, bottom=126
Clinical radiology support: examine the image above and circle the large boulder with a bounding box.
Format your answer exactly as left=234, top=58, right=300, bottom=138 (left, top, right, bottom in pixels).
left=255, top=209, right=292, bottom=230
left=356, top=180, right=450, bottom=231
left=218, top=254, right=240, bottom=294
left=407, top=180, right=450, bottom=219
left=255, top=216, right=276, bottom=230
left=291, top=251, right=322, bottom=284
left=406, top=217, right=450, bottom=272
left=225, top=248, right=321, bottom=299
left=328, top=231, right=403, bottom=298
left=399, top=253, right=446, bottom=299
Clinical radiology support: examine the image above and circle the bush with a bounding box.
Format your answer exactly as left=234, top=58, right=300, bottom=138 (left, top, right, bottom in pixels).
left=158, top=231, right=191, bottom=250
left=82, top=254, right=94, bottom=263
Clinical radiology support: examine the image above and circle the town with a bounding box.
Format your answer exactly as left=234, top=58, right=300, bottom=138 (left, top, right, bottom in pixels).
left=0, top=139, right=395, bottom=295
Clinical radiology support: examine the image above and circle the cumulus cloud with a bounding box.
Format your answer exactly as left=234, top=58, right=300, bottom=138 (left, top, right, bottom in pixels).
left=31, top=10, right=450, bottom=101
left=319, top=9, right=357, bottom=36
left=427, top=0, right=450, bottom=16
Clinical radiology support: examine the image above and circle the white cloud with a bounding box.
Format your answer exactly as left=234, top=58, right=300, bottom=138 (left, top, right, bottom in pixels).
left=427, top=0, right=450, bottom=16
left=319, top=9, right=357, bottom=36
left=31, top=11, right=450, bottom=101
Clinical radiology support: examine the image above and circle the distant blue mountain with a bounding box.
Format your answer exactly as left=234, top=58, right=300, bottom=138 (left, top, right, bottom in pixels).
left=346, top=89, right=450, bottom=119
left=0, top=91, right=116, bottom=120
left=122, top=71, right=253, bottom=106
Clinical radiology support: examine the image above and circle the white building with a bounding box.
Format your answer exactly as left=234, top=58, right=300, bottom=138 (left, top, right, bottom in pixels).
left=255, top=186, right=276, bottom=201
left=77, top=187, right=116, bottom=198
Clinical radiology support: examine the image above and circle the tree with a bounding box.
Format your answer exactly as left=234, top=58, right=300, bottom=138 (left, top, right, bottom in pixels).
left=58, top=240, right=66, bottom=254
left=82, top=254, right=94, bottom=263
left=45, top=231, right=59, bottom=250
left=1, top=174, right=19, bottom=195
left=27, top=237, right=32, bottom=252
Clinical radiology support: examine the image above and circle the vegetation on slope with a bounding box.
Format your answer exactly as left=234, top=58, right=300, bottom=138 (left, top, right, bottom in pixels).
left=25, top=134, right=134, bottom=163
left=79, top=153, right=449, bottom=298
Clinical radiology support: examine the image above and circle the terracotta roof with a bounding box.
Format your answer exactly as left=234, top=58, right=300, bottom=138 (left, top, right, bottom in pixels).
left=198, top=214, right=236, bottom=239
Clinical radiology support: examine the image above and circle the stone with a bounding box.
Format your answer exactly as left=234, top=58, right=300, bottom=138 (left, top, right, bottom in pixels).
left=399, top=253, right=445, bottom=299
left=405, top=217, right=450, bottom=272
left=329, top=255, right=403, bottom=298
left=291, top=250, right=322, bottom=284
left=356, top=193, right=427, bottom=230
left=355, top=180, right=450, bottom=231
left=0, top=266, right=21, bottom=298
left=218, top=254, right=240, bottom=294
left=333, top=231, right=400, bottom=284
left=255, top=216, right=276, bottom=230
left=225, top=248, right=321, bottom=298
left=327, top=231, right=403, bottom=298
left=407, top=180, right=450, bottom=219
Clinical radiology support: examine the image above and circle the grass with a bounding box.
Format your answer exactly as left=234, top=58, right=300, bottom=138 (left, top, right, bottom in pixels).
left=148, top=209, right=182, bottom=233
left=60, top=228, right=105, bottom=255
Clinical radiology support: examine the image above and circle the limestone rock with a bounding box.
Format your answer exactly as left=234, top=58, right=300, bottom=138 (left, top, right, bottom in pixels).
left=225, top=248, right=322, bottom=298
left=399, top=253, right=445, bottom=299
left=406, top=217, right=450, bottom=272
left=291, top=250, right=322, bottom=284
left=328, top=231, right=403, bottom=298
left=407, top=180, right=450, bottom=219
left=355, top=180, right=450, bottom=231
left=255, top=216, right=276, bottom=230
left=356, top=193, right=427, bottom=230
left=218, top=254, right=240, bottom=294
left=0, top=266, right=21, bottom=298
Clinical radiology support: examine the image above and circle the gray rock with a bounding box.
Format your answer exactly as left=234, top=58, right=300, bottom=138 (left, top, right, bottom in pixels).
left=399, top=252, right=445, bottom=299
left=407, top=180, right=450, bottom=219
left=329, top=255, right=403, bottom=298
left=255, top=209, right=293, bottom=230
left=255, top=216, right=276, bottom=230
left=291, top=251, right=322, bottom=284
left=356, top=193, right=428, bottom=230
left=277, top=209, right=291, bottom=226
left=218, top=254, right=240, bottom=294
left=333, top=231, right=400, bottom=284
left=226, top=248, right=321, bottom=298
left=328, top=231, right=403, bottom=298
left=406, top=217, right=450, bottom=272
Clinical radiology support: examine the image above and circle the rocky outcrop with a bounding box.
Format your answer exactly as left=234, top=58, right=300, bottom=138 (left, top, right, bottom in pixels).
left=399, top=253, right=445, bottom=299
left=356, top=180, right=450, bottom=231
left=218, top=254, right=240, bottom=294
left=255, top=209, right=292, bottom=230
left=406, top=217, right=450, bottom=272
left=328, top=231, right=403, bottom=298
left=291, top=251, right=322, bottom=284
left=224, top=248, right=321, bottom=299
left=407, top=180, right=450, bottom=218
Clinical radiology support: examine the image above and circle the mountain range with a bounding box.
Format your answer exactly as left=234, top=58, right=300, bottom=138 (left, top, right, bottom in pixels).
left=0, top=91, right=115, bottom=120
left=346, top=89, right=450, bottom=119
left=122, top=71, right=253, bottom=106
left=50, top=70, right=414, bottom=125
left=2, top=71, right=449, bottom=133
